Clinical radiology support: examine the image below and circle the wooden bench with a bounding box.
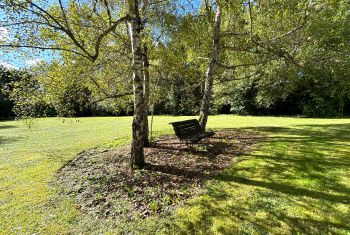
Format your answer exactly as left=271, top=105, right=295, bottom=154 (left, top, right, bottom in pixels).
left=169, top=119, right=215, bottom=145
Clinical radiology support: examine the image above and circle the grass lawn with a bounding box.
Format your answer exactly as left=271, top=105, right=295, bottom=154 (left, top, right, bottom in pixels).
left=0, top=116, right=350, bottom=234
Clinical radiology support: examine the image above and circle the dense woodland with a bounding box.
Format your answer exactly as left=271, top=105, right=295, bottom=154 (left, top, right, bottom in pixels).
left=1, top=0, right=350, bottom=167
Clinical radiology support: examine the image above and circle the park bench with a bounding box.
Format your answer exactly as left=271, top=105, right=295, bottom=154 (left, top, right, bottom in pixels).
left=169, top=119, right=215, bottom=145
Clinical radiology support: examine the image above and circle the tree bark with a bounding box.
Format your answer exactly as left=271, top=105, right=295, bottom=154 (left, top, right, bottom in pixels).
left=126, top=0, right=145, bottom=169
left=142, top=45, right=150, bottom=146
left=199, top=4, right=221, bottom=131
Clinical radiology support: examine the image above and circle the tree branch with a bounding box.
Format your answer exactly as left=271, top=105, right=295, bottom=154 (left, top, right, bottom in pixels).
left=218, top=60, right=266, bottom=70
left=0, top=44, right=91, bottom=60
left=214, top=66, right=264, bottom=85
left=58, top=0, right=70, bottom=30
left=92, top=15, right=129, bottom=61
left=90, top=92, right=133, bottom=104
left=221, top=31, right=249, bottom=37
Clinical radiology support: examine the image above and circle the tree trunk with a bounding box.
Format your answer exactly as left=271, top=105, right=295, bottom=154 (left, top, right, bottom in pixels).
left=199, top=4, right=221, bottom=131
left=127, top=0, right=145, bottom=169
left=142, top=45, right=150, bottom=146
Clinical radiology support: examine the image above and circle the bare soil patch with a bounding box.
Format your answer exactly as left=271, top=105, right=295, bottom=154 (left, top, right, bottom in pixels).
left=57, top=129, right=259, bottom=220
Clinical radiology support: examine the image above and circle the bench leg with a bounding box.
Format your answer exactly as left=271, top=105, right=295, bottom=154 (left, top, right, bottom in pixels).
left=186, top=141, right=193, bottom=148
left=207, top=137, right=213, bottom=144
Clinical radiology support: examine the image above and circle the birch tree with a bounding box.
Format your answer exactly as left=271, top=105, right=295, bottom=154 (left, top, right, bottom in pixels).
left=142, top=45, right=150, bottom=146
left=126, top=0, right=146, bottom=168
left=199, top=0, right=221, bottom=130
left=0, top=0, right=147, bottom=169
left=199, top=0, right=314, bottom=129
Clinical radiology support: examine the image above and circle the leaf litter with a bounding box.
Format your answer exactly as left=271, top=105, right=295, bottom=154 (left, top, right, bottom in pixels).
left=57, top=129, right=259, bottom=220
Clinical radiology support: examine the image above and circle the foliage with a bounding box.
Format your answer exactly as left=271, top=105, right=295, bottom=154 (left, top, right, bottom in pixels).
left=9, top=70, right=56, bottom=118
left=2, top=0, right=349, bottom=118
left=213, top=0, right=350, bottom=117
left=0, top=65, right=53, bottom=119
left=0, top=66, right=19, bottom=118
left=38, top=62, right=94, bottom=117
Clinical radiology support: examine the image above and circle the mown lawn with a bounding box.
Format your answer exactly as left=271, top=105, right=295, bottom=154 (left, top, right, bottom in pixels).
left=0, top=116, right=350, bottom=234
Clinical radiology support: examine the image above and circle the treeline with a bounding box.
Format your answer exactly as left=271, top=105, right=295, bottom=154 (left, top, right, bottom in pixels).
left=2, top=0, right=350, bottom=167
left=2, top=63, right=350, bottom=119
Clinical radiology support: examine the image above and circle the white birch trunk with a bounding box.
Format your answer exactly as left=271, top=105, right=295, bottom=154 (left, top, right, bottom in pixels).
left=142, top=45, right=150, bottom=146
left=199, top=4, right=222, bottom=130
left=126, top=0, right=145, bottom=169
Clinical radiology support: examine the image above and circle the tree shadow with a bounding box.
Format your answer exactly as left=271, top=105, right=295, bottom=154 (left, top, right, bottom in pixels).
left=218, top=175, right=350, bottom=203
left=241, top=123, right=350, bottom=143
left=57, top=130, right=258, bottom=219
left=0, top=123, right=17, bottom=130
left=0, top=136, right=19, bottom=146
left=150, top=138, right=232, bottom=159
left=145, top=136, right=243, bottom=181
left=0, top=123, right=18, bottom=146
left=167, top=123, right=350, bottom=234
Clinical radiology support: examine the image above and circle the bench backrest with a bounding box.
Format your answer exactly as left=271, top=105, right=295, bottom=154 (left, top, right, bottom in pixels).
left=169, top=119, right=202, bottom=139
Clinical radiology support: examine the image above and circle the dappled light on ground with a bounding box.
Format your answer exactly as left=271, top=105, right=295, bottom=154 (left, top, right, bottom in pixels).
left=1, top=116, right=350, bottom=234
left=170, top=123, right=350, bottom=234
left=57, top=130, right=257, bottom=231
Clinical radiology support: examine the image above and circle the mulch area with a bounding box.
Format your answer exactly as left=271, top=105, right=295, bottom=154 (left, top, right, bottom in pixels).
left=57, top=129, right=259, bottom=219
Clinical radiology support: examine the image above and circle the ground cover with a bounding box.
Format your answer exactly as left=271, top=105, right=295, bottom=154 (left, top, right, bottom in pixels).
left=169, top=122, right=350, bottom=234
left=57, top=130, right=257, bottom=221
left=1, top=116, right=350, bottom=234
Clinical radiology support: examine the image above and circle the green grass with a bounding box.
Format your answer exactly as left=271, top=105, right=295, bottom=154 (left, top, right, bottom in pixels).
left=171, top=119, right=350, bottom=234
left=1, top=116, right=350, bottom=234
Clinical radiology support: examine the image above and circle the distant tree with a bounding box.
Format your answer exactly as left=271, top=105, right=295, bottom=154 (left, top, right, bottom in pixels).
left=0, top=66, right=20, bottom=118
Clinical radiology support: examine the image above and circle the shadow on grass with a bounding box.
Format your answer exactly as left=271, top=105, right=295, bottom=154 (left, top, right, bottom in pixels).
left=144, top=134, right=250, bottom=181
left=56, top=130, right=258, bottom=222
left=0, top=136, right=19, bottom=146
left=217, top=175, right=350, bottom=203
left=150, top=140, right=231, bottom=159
left=0, top=123, right=16, bottom=130
left=0, top=123, right=18, bottom=146
left=145, top=141, right=231, bottom=180
left=169, top=123, right=350, bottom=234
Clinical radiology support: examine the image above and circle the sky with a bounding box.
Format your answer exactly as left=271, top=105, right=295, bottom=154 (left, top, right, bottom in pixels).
left=0, top=26, right=24, bottom=69
left=0, top=19, right=50, bottom=69
left=0, top=1, right=59, bottom=69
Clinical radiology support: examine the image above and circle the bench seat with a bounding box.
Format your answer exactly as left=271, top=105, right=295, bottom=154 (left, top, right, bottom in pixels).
left=169, top=119, right=215, bottom=144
